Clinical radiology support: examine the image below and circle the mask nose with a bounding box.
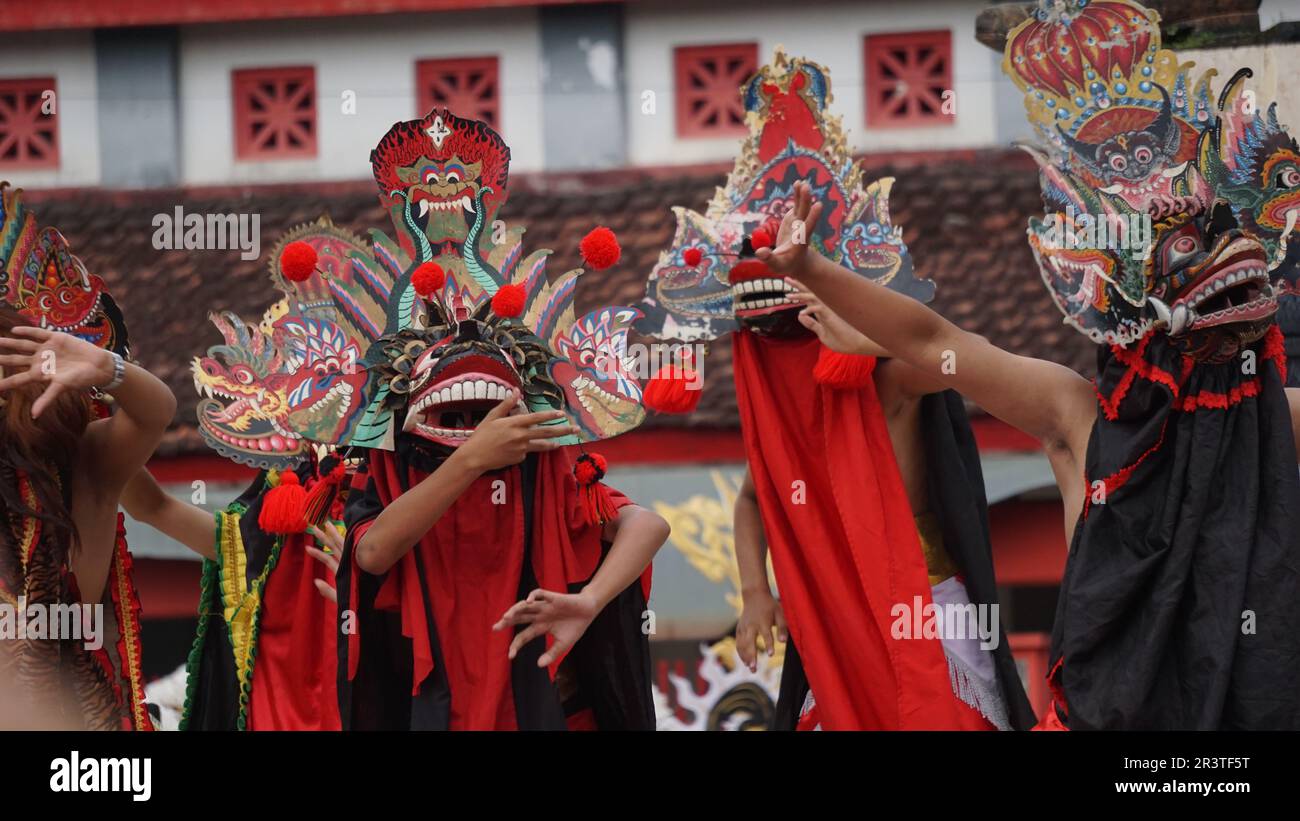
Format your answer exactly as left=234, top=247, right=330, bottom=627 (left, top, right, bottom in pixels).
left=455, top=320, right=482, bottom=344
left=1203, top=201, right=1241, bottom=248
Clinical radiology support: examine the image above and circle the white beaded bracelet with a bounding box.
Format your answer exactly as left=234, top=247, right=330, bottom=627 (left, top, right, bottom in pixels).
left=98, top=351, right=126, bottom=392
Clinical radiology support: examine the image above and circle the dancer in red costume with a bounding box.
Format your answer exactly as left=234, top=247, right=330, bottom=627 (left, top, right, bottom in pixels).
left=244, top=106, right=673, bottom=730
left=636, top=50, right=1033, bottom=730
left=121, top=461, right=348, bottom=731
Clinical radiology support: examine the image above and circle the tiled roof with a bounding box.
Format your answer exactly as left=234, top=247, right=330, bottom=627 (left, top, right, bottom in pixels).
left=19, top=147, right=1095, bottom=456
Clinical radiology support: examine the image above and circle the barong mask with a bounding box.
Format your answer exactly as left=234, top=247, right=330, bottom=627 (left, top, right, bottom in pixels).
left=197, top=109, right=647, bottom=459
left=1006, top=0, right=1291, bottom=361
left=358, top=109, right=647, bottom=452
left=635, top=48, right=932, bottom=343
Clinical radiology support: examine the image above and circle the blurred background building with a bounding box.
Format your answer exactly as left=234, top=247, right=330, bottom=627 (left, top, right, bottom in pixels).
left=2, top=0, right=1297, bottom=726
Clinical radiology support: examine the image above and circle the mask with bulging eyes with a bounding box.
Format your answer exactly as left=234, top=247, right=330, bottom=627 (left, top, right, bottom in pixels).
left=1147, top=202, right=1277, bottom=362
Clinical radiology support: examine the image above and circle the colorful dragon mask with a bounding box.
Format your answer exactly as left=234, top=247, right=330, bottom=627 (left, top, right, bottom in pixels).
left=190, top=217, right=368, bottom=469
left=1005, top=0, right=1290, bottom=361
left=193, top=308, right=305, bottom=469
left=635, top=48, right=931, bottom=342
left=1, top=183, right=129, bottom=355
left=195, top=109, right=647, bottom=462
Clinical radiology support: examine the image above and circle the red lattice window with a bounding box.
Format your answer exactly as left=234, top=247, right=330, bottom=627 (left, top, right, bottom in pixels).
left=0, top=77, right=59, bottom=169
left=417, top=57, right=500, bottom=129
left=865, top=31, right=954, bottom=128
left=232, top=66, right=317, bottom=160
left=674, top=43, right=757, bottom=138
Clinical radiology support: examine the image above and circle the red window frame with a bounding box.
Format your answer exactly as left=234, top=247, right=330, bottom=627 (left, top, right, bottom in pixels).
left=232, top=66, right=318, bottom=160
left=0, top=77, right=59, bottom=170
left=865, top=30, right=954, bottom=128
left=416, top=56, right=500, bottom=129
left=674, top=43, right=758, bottom=139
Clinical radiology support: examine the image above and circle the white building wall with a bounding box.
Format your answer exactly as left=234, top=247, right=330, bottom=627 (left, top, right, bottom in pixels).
left=179, top=10, right=545, bottom=186
left=0, top=30, right=101, bottom=189
left=1181, top=43, right=1300, bottom=128
left=1260, top=0, right=1300, bottom=28
left=624, top=0, right=999, bottom=166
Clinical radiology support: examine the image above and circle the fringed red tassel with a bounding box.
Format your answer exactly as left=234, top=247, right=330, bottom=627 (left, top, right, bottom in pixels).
left=302, top=462, right=347, bottom=527
left=813, top=345, right=876, bottom=389
left=258, top=470, right=308, bottom=534
left=643, top=365, right=702, bottom=414
left=574, top=452, right=617, bottom=526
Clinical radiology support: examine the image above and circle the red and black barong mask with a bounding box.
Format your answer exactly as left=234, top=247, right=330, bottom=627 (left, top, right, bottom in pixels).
left=635, top=48, right=934, bottom=345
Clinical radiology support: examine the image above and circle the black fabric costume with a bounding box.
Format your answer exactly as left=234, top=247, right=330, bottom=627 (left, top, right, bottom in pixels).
left=1051, top=331, right=1300, bottom=729
left=181, top=471, right=278, bottom=731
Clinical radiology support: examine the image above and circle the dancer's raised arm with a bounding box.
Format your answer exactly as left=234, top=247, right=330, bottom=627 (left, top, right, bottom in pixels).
left=121, top=469, right=216, bottom=560
left=0, top=325, right=176, bottom=495
left=759, top=182, right=1095, bottom=457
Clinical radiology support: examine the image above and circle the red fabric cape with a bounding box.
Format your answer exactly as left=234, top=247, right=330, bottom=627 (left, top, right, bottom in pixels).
left=346, top=447, right=642, bottom=730
left=733, top=331, right=968, bottom=729
left=247, top=529, right=341, bottom=731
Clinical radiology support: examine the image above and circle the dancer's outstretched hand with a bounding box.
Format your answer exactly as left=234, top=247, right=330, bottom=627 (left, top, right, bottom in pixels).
left=755, top=180, right=824, bottom=277
left=306, top=523, right=344, bottom=604
left=0, top=325, right=117, bottom=417
left=736, top=589, right=787, bottom=672
left=494, top=588, right=599, bottom=668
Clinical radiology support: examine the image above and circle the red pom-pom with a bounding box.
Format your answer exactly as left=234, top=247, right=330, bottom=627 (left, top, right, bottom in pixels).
left=580, top=226, right=621, bottom=270
left=411, top=262, right=446, bottom=297
left=750, top=227, right=774, bottom=250
left=643, top=365, right=703, bottom=414
left=573, top=452, right=616, bottom=526
left=258, top=470, right=308, bottom=534
left=280, top=241, right=318, bottom=282
left=491, top=283, right=526, bottom=319
left=813, top=346, right=877, bottom=389
left=683, top=247, right=703, bottom=267
left=574, top=452, right=608, bottom=486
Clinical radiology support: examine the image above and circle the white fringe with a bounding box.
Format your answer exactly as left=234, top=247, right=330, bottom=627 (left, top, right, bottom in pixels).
left=947, top=650, right=1012, bottom=731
